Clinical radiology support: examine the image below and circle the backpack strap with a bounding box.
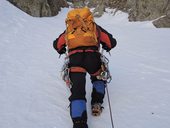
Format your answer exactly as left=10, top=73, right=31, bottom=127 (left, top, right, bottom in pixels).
left=96, top=24, right=101, bottom=44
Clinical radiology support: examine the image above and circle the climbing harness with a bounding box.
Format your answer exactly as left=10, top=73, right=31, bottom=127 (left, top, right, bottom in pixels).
left=61, top=49, right=112, bottom=88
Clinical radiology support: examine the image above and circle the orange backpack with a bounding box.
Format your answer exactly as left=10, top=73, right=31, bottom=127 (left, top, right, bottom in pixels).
left=65, top=7, right=98, bottom=50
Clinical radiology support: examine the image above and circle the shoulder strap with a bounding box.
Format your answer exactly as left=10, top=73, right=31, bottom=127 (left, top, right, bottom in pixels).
left=95, top=24, right=101, bottom=45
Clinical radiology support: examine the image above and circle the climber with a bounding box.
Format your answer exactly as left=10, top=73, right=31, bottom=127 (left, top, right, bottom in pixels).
left=53, top=7, right=117, bottom=128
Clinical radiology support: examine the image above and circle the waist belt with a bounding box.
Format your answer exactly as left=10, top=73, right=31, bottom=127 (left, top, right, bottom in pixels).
left=68, top=49, right=99, bottom=56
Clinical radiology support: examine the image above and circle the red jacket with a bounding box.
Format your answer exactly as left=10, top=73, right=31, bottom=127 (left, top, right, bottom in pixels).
left=53, top=24, right=117, bottom=54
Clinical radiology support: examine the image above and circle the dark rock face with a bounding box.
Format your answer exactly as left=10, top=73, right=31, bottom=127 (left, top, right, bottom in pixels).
left=127, top=0, right=169, bottom=21
left=47, top=0, right=68, bottom=16
left=7, top=0, right=68, bottom=17
left=153, top=16, right=170, bottom=28
left=90, top=0, right=170, bottom=28
left=7, top=0, right=170, bottom=27
left=126, top=0, right=170, bottom=27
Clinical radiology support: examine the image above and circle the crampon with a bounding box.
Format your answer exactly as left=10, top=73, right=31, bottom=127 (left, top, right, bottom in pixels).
left=91, top=103, right=103, bottom=116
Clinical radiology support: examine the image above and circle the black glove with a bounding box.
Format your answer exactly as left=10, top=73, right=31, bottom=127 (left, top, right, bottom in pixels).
left=102, top=45, right=111, bottom=52
left=58, top=47, right=66, bottom=55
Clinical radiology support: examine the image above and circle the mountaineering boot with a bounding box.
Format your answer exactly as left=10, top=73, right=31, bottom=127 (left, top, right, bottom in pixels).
left=91, top=103, right=103, bottom=116
left=73, top=121, right=88, bottom=128
left=71, top=100, right=88, bottom=128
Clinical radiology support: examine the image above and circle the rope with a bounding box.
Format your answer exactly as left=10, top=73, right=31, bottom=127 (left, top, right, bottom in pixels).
left=106, top=84, right=115, bottom=128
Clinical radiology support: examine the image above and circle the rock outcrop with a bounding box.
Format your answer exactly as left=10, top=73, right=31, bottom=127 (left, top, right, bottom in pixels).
left=87, top=0, right=170, bottom=28
left=127, top=0, right=169, bottom=20
left=126, top=0, right=170, bottom=28
left=7, top=0, right=170, bottom=28
left=7, top=0, right=68, bottom=17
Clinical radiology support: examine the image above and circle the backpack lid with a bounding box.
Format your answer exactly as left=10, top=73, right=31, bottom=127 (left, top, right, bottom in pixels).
left=66, top=7, right=93, bottom=22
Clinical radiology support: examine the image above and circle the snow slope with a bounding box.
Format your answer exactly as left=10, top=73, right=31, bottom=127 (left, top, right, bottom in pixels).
left=0, top=0, right=170, bottom=128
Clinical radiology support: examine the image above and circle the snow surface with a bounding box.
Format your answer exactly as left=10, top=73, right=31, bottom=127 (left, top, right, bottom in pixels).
left=0, top=0, right=170, bottom=128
